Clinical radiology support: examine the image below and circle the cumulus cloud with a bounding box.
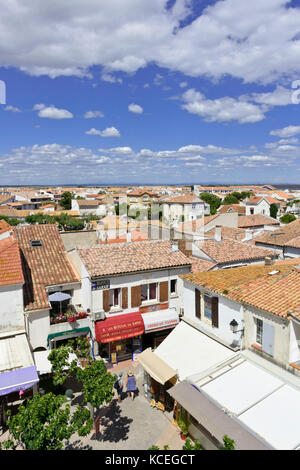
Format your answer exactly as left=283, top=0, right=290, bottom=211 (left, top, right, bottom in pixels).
left=84, top=110, right=104, bottom=119
left=85, top=126, right=120, bottom=137
left=240, top=86, right=293, bottom=107
left=101, top=73, right=123, bottom=84
left=181, top=89, right=265, bottom=123
left=4, top=105, right=21, bottom=113
left=0, top=0, right=299, bottom=85
left=128, top=103, right=143, bottom=114
left=34, top=104, right=73, bottom=119
left=270, top=125, right=300, bottom=138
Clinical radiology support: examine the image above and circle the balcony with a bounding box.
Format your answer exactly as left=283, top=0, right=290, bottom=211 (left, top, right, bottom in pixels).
left=49, top=311, right=90, bottom=336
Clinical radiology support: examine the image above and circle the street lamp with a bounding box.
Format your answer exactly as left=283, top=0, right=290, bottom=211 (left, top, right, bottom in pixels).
left=229, top=319, right=244, bottom=334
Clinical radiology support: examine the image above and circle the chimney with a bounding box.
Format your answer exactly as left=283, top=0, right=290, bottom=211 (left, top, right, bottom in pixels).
left=171, top=239, right=179, bottom=252
left=215, top=225, right=222, bottom=242
left=178, top=239, right=192, bottom=257
left=244, top=229, right=253, bottom=241
left=264, top=256, right=274, bottom=266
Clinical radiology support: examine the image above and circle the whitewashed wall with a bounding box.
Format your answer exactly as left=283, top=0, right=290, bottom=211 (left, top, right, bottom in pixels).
left=0, top=284, right=24, bottom=333
left=183, top=280, right=243, bottom=347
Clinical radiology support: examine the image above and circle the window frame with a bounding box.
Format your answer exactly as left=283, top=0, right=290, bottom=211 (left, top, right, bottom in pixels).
left=141, top=282, right=158, bottom=303
left=109, top=288, right=121, bottom=309
left=255, top=317, right=263, bottom=345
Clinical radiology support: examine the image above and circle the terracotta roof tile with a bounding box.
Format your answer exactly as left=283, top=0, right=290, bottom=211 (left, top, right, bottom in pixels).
left=0, top=237, right=24, bottom=286
left=181, top=259, right=300, bottom=318
left=238, top=214, right=280, bottom=228
left=255, top=218, right=300, bottom=247
left=15, top=224, right=80, bottom=311
left=78, top=240, right=192, bottom=277
left=0, top=220, right=11, bottom=235
left=194, top=238, right=277, bottom=264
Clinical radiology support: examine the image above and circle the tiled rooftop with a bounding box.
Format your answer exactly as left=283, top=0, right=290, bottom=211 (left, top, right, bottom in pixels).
left=78, top=240, right=192, bottom=277
left=255, top=218, right=300, bottom=247
left=194, top=238, right=277, bottom=264
left=238, top=214, right=280, bottom=228
left=181, top=259, right=300, bottom=318
left=0, top=237, right=24, bottom=287
left=15, top=224, right=80, bottom=311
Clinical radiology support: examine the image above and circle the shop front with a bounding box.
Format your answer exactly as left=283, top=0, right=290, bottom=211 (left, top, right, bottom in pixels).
left=141, top=308, right=179, bottom=350
left=138, top=347, right=177, bottom=412
left=95, top=312, right=145, bottom=364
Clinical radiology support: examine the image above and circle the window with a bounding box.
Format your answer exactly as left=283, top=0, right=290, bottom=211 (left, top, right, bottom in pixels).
left=109, top=288, right=121, bottom=308
left=204, top=295, right=212, bottom=320
left=141, top=283, right=157, bottom=302
left=255, top=318, right=263, bottom=345
left=30, top=239, right=42, bottom=247
left=170, top=279, right=177, bottom=295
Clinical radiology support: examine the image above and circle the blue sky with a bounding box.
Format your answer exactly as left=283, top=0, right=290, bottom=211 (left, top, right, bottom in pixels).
left=0, top=0, right=300, bottom=185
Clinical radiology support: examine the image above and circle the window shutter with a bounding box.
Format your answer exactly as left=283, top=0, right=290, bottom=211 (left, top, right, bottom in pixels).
left=122, top=287, right=128, bottom=309
left=103, top=289, right=110, bottom=312
left=159, top=281, right=169, bottom=302
left=131, top=285, right=141, bottom=308
left=211, top=297, right=219, bottom=328
left=262, top=322, right=274, bottom=356
left=195, top=289, right=201, bottom=319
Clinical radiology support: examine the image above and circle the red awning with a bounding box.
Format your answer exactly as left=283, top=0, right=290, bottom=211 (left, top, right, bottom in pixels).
left=95, top=312, right=145, bottom=343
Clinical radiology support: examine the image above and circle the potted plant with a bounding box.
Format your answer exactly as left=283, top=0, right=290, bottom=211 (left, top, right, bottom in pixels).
left=67, top=313, right=76, bottom=324
left=178, top=418, right=189, bottom=440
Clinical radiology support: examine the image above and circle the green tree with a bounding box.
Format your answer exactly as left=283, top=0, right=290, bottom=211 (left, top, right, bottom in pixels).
left=222, top=194, right=239, bottom=205
left=60, top=191, right=73, bottom=210
left=270, top=203, right=278, bottom=219
left=182, top=438, right=202, bottom=450
left=280, top=213, right=296, bottom=224
left=76, top=360, right=116, bottom=414
left=199, top=193, right=221, bottom=215
left=221, top=434, right=235, bottom=450
left=48, top=345, right=79, bottom=386
left=6, top=392, right=93, bottom=450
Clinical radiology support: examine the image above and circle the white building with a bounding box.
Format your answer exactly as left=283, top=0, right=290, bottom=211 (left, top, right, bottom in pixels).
left=69, top=240, right=192, bottom=364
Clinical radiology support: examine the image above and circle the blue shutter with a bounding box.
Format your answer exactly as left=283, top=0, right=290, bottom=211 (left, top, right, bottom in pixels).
left=262, top=322, right=274, bottom=356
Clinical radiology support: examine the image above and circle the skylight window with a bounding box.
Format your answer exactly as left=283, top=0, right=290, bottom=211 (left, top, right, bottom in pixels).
left=30, top=240, right=42, bottom=247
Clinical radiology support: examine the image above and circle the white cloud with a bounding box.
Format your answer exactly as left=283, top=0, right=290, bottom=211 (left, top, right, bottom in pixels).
left=34, top=104, right=73, bottom=119
left=179, top=81, right=188, bottom=88
left=128, top=103, right=143, bottom=114
left=84, top=110, right=104, bottom=119
left=270, top=125, right=300, bottom=138
left=0, top=0, right=299, bottom=85
left=4, top=105, right=21, bottom=113
left=181, top=89, right=265, bottom=123
left=86, top=127, right=120, bottom=137
left=240, top=86, right=293, bottom=107
left=101, top=73, right=123, bottom=84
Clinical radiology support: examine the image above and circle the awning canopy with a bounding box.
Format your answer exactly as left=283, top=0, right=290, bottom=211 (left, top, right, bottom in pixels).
left=95, top=312, right=144, bottom=343
left=47, top=327, right=91, bottom=346
left=142, top=309, right=179, bottom=333
left=33, top=350, right=79, bottom=375
left=0, top=365, right=39, bottom=396
left=0, top=333, right=39, bottom=396
left=48, top=292, right=71, bottom=302
left=138, top=348, right=177, bottom=385
left=155, top=320, right=237, bottom=381
left=167, top=380, right=270, bottom=450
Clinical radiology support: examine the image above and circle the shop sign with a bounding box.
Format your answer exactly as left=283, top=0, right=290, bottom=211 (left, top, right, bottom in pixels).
left=91, top=279, right=110, bottom=291
left=145, top=318, right=178, bottom=332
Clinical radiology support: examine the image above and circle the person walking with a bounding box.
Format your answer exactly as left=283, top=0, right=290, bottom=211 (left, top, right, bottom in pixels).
left=125, top=370, right=137, bottom=400
left=114, top=372, right=123, bottom=402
